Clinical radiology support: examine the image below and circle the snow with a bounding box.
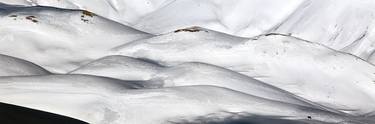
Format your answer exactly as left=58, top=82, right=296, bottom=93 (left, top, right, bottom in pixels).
left=272, top=0, right=375, bottom=61
left=0, top=5, right=151, bottom=72
left=0, top=83, right=361, bottom=124
left=0, top=1, right=375, bottom=124
left=70, top=55, right=325, bottom=109
left=7, top=0, right=375, bottom=62
left=114, top=29, right=375, bottom=115
left=69, top=55, right=163, bottom=81
left=0, top=54, right=50, bottom=76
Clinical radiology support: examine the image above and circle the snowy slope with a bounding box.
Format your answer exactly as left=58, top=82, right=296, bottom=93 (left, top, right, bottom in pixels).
left=0, top=5, right=151, bottom=72
left=0, top=0, right=173, bottom=25
left=0, top=54, right=50, bottom=76
left=5, top=0, right=375, bottom=62
left=113, top=28, right=375, bottom=115
left=69, top=55, right=163, bottom=80
left=272, top=0, right=375, bottom=61
left=0, top=82, right=362, bottom=124
left=70, top=55, right=325, bottom=109
left=0, top=0, right=303, bottom=36
left=1, top=1, right=375, bottom=123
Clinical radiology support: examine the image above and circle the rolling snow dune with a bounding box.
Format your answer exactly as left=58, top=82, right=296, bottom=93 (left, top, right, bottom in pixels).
left=0, top=74, right=142, bottom=123
left=0, top=74, right=142, bottom=91
left=1, top=1, right=375, bottom=124
left=0, top=84, right=361, bottom=124
left=152, top=62, right=337, bottom=111
left=69, top=55, right=163, bottom=81
left=0, top=5, right=152, bottom=73
left=113, top=28, right=375, bottom=115
left=69, top=55, right=326, bottom=109
left=0, top=54, right=50, bottom=76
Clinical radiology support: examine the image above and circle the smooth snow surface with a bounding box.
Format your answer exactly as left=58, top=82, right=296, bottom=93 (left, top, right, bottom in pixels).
left=0, top=84, right=363, bottom=124
left=0, top=54, right=50, bottom=76
left=0, top=5, right=151, bottom=72
left=1, top=1, right=375, bottom=124
left=70, top=56, right=324, bottom=109
left=69, top=55, right=163, bottom=81
left=114, top=29, right=375, bottom=115
left=5, top=0, right=375, bottom=62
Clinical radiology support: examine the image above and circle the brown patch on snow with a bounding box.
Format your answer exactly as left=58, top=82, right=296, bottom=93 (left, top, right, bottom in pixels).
left=174, top=26, right=202, bottom=33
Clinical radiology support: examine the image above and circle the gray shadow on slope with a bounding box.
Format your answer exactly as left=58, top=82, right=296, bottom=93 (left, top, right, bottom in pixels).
left=168, top=112, right=335, bottom=124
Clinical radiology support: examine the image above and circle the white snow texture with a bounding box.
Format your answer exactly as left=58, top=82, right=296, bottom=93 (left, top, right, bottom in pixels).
left=0, top=0, right=375, bottom=124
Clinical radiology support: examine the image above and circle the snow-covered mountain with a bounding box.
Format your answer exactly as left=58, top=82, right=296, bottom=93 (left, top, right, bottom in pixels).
left=1, top=1, right=375, bottom=124
left=5, top=0, right=375, bottom=62
left=113, top=28, right=375, bottom=115
left=0, top=5, right=151, bottom=72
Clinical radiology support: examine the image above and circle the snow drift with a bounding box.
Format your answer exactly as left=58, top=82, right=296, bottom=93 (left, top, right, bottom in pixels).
left=113, top=28, right=375, bottom=115
left=69, top=55, right=163, bottom=81
left=0, top=82, right=361, bottom=124
left=0, top=1, right=375, bottom=124
left=0, top=54, right=50, bottom=76
left=70, top=55, right=325, bottom=109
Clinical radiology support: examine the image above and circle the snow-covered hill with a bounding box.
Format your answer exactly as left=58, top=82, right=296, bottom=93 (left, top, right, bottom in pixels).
left=0, top=54, right=50, bottom=76
left=113, top=28, right=375, bottom=115
left=4, top=0, right=375, bottom=62
left=69, top=55, right=163, bottom=81
left=0, top=81, right=362, bottom=124
left=272, top=0, right=375, bottom=62
left=1, top=1, right=375, bottom=124
left=0, top=5, right=151, bottom=72
left=70, top=55, right=325, bottom=109
left=0, top=0, right=303, bottom=36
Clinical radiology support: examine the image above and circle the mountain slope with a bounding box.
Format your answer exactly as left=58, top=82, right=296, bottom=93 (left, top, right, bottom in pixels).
left=113, top=28, right=375, bottom=115
left=0, top=83, right=360, bottom=124
left=6, top=0, right=375, bottom=62
left=0, top=54, right=50, bottom=76
left=69, top=55, right=163, bottom=80
left=0, top=0, right=305, bottom=36
left=272, top=0, right=375, bottom=61
left=0, top=5, right=152, bottom=72
left=70, top=55, right=326, bottom=109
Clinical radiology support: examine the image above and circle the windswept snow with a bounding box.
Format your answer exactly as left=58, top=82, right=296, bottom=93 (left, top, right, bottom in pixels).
left=114, top=29, right=375, bottom=115
left=0, top=84, right=361, bottom=124
left=69, top=55, right=163, bottom=81
left=0, top=5, right=151, bottom=72
left=1, top=1, right=375, bottom=124
left=70, top=55, right=324, bottom=109
left=5, top=0, right=375, bottom=62
left=0, top=54, right=50, bottom=76
left=272, top=0, right=375, bottom=61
